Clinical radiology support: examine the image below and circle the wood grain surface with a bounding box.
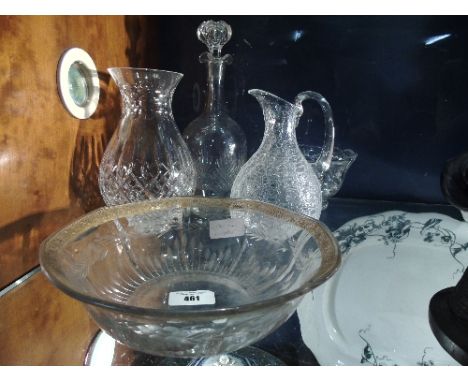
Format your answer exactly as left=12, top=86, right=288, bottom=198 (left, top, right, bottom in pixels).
left=0, top=16, right=158, bottom=364
left=0, top=16, right=151, bottom=289
left=0, top=271, right=98, bottom=365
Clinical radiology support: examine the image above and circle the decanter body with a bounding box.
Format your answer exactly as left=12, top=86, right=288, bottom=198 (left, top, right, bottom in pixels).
left=231, top=89, right=335, bottom=219
left=99, top=68, right=196, bottom=206
left=183, top=20, right=247, bottom=197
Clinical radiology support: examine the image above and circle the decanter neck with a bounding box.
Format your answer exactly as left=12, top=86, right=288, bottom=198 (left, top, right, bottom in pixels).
left=201, top=53, right=232, bottom=116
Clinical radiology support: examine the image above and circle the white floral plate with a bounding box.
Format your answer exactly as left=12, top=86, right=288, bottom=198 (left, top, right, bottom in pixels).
left=298, top=211, right=468, bottom=365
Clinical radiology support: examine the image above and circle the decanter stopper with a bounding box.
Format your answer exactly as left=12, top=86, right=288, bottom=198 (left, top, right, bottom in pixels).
left=197, top=20, right=232, bottom=57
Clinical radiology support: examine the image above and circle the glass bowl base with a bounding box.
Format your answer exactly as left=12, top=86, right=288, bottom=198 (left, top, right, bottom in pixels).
left=85, top=330, right=285, bottom=366
left=182, top=347, right=285, bottom=366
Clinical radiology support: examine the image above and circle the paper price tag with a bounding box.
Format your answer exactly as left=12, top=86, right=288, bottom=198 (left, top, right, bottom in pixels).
left=168, top=290, right=215, bottom=306
left=209, top=218, right=245, bottom=239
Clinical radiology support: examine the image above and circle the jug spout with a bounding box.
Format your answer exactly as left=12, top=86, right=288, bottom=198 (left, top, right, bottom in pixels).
left=249, top=89, right=302, bottom=118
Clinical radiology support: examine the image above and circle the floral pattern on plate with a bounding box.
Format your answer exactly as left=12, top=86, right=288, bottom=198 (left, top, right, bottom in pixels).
left=297, top=211, right=467, bottom=366
left=335, top=212, right=468, bottom=277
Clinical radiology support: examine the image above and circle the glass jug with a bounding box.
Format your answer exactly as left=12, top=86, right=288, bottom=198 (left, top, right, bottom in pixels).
left=231, top=89, right=335, bottom=219
left=99, top=68, right=196, bottom=206
left=300, top=144, right=357, bottom=209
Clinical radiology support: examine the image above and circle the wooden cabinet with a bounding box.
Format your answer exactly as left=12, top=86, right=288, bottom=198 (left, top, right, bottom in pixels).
left=0, top=15, right=153, bottom=364
left=0, top=16, right=153, bottom=290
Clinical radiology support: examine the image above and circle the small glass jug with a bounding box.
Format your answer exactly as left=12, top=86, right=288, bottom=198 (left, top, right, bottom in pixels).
left=300, top=144, right=357, bottom=209
left=231, top=89, right=335, bottom=219
left=99, top=68, right=196, bottom=206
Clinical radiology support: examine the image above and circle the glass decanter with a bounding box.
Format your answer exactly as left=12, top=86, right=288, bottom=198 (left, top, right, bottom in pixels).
left=231, top=89, right=335, bottom=220
left=183, top=20, right=247, bottom=197
left=99, top=68, right=196, bottom=206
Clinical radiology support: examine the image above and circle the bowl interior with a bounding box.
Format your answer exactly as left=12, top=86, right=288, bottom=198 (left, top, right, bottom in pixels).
left=40, top=198, right=339, bottom=315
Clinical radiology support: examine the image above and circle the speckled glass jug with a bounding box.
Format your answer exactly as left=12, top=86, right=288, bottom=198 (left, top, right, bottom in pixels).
left=231, top=89, right=335, bottom=219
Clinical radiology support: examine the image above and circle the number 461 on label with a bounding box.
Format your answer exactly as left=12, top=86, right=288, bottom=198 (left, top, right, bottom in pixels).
left=168, top=290, right=216, bottom=306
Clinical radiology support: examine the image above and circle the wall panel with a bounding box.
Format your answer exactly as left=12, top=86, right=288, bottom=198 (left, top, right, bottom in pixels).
left=0, top=15, right=150, bottom=289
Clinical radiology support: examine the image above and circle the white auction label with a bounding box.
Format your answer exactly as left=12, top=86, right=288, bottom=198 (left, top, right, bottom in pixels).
left=209, top=218, right=245, bottom=239
left=168, top=290, right=216, bottom=306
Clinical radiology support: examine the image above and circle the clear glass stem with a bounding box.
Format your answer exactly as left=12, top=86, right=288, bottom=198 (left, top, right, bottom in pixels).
left=200, top=52, right=233, bottom=116
left=203, top=58, right=226, bottom=116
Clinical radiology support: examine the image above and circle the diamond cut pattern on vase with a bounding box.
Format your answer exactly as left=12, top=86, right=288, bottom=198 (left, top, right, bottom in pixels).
left=101, top=161, right=174, bottom=205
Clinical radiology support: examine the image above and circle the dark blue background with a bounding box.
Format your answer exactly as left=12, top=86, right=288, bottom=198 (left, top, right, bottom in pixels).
left=152, top=16, right=468, bottom=204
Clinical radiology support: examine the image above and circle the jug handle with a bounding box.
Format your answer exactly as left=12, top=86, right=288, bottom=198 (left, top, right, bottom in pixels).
left=295, top=91, right=335, bottom=180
